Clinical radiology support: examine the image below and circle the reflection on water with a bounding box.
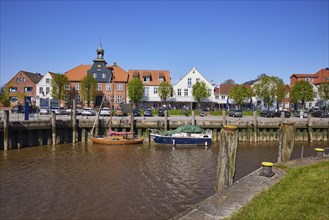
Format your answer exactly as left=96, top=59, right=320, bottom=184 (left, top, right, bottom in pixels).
left=0, top=141, right=327, bottom=220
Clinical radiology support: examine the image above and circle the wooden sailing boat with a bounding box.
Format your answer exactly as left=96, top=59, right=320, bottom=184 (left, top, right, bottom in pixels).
left=89, top=66, right=143, bottom=145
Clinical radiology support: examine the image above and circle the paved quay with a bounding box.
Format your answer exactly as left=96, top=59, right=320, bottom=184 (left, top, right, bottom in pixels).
left=172, top=157, right=328, bottom=220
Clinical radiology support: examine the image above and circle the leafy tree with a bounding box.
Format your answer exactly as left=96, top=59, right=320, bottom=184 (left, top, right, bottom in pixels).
left=192, top=81, right=210, bottom=109
left=158, top=81, right=173, bottom=106
left=80, top=74, right=97, bottom=107
left=253, top=75, right=285, bottom=110
left=65, top=87, right=79, bottom=108
left=290, top=80, right=315, bottom=110
left=223, top=79, right=235, bottom=84
left=51, top=74, right=70, bottom=101
left=273, top=77, right=286, bottom=111
left=318, top=82, right=329, bottom=101
left=228, top=84, right=254, bottom=109
left=127, top=77, right=144, bottom=107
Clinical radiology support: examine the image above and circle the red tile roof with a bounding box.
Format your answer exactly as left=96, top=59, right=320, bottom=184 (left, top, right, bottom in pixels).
left=128, top=69, right=171, bottom=86
left=219, top=84, right=236, bottom=94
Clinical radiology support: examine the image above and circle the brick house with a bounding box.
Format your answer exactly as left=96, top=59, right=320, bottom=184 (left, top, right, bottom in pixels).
left=290, top=68, right=329, bottom=109
left=65, top=46, right=129, bottom=108
left=6, top=70, right=43, bottom=106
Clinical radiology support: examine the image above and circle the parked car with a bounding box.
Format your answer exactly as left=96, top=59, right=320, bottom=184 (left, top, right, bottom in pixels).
left=312, top=110, right=329, bottom=118
left=274, top=110, right=291, bottom=118
left=100, top=107, right=111, bottom=116
left=158, top=108, right=168, bottom=117
left=293, top=110, right=308, bottom=118
left=259, top=110, right=275, bottom=118
left=65, top=108, right=83, bottom=115
left=51, top=107, right=65, bottom=115
left=39, top=107, right=49, bottom=115
left=133, top=108, right=141, bottom=117
left=81, top=107, right=96, bottom=116
left=228, top=109, right=242, bottom=117
left=143, top=108, right=153, bottom=117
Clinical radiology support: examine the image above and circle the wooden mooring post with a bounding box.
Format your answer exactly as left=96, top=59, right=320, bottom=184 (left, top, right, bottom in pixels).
left=278, top=122, right=295, bottom=163
left=3, top=110, right=9, bottom=151
left=307, top=114, right=313, bottom=142
left=164, top=110, right=168, bottom=131
left=222, top=110, right=227, bottom=126
left=72, top=99, right=77, bottom=144
left=192, top=111, right=195, bottom=125
left=51, top=111, right=56, bottom=146
left=216, top=125, right=238, bottom=192
left=253, top=111, right=258, bottom=142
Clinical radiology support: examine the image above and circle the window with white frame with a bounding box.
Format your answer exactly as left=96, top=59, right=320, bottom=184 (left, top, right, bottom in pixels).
left=39, top=87, right=43, bottom=94
left=144, top=77, right=150, bottom=82
left=187, top=78, right=192, bottom=87
left=97, top=83, right=102, bottom=91
left=93, top=73, right=97, bottom=78
left=117, top=83, right=123, bottom=91
left=9, top=97, right=17, bottom=102
left=159, top=77, right=165, bottom=82
left=24, top=87, right=33, bottom=92
left=102, top=73, right=106, bottom=78
left=208, top=89, right=212, bottom=95
left=285, top=92, right=289, bottom=98
left=178, top=89, right=181, bottom=96
left=117, top=95, right=123, bottom=103
left=46, top=87, right=50, bottom=94
left=154, top=87, right=158, bottom=94
left=46, top=78, right=50, bottom=84
left=110, top=96, right=114, bottom=103
left=221, top=96, right=225, bottom=100
left=9, top=87, right=17, bottom=92
left=215, top=95, right=219, bottom=99
left=76, top=94, right=81, bottom=103
left=196, top=78, right=200, bottom=83
left=106, top=83, right=111, bottom=91
left=184, top=89, right=188, bottom=96
left=144, top=87, right=149, bottom=97
left=75, top=83, right=80, bottom=90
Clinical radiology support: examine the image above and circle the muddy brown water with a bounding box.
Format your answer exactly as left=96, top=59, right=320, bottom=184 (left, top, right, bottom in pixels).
left=1, top=141, right=327, bottom=220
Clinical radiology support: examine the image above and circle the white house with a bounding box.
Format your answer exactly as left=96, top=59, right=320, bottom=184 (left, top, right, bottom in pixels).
left=35, top=71, right=57, bottom=107
left=170, top=67, right=216, bottom=109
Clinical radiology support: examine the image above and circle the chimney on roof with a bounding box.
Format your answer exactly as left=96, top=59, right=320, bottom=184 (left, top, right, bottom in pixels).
left=113, top=62, right=117, bottom=67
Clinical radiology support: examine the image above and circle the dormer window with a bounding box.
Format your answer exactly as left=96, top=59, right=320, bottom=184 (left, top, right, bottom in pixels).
left=102, top=73, right=106, bottom=78
left=159, top=77, right=165, bottom=82
left=93, top=73, right=97, bottom=78
left=144, top=77, right=150, bottom=82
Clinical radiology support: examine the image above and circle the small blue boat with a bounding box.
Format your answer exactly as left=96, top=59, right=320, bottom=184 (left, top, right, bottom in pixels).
left=150, top=125, right=212, bottom=146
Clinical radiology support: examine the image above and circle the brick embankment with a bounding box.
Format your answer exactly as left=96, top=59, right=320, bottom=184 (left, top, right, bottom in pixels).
left=172, top=157, right=328, bottom=220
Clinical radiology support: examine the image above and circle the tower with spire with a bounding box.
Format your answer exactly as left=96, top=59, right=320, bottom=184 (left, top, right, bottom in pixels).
left=87, top=44, right=112, bottom=83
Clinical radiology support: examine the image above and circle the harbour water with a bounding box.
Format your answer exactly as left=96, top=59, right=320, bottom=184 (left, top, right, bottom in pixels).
left=0, top=141, right=327, bottom=220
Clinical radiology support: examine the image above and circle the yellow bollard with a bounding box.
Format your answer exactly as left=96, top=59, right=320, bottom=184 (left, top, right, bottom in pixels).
left=314, top=148, right=324, bottom=158
left=260, top=162, right=275, bottom=177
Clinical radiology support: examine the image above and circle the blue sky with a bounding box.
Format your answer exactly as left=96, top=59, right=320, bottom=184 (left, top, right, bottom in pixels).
left=1, top=0, right=328, bottom=86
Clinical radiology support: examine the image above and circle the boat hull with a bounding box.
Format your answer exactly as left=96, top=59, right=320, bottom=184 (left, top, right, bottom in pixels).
left=90, top=137, right=144, bottom=145
left=151, top=134, right=211, bottom=145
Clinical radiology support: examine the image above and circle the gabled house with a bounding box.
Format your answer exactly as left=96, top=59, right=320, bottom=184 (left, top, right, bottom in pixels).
left=6, top=70, right=43, bottom=106
left=127, top=69, right=170, bottom=108
left=35, top=71, right=58, bottom=107
left=170, top=67, right=216, bottom=109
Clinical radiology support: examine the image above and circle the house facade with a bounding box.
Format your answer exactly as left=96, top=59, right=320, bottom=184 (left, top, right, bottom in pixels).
left=127, top=69, right=171, bottom=108
left=6, top=70, right=43, bottom=106
left=65, top=46, right=129, bottom=108
left=290, top=68, right=329, bottom=109
left=35, top=71, right=59, bottom=108
left=169, top=67, right=215, bottom=109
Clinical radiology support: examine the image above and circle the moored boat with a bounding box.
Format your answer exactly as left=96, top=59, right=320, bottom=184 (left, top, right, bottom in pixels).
left=150, top=125, right=212, bottom=146
left=90, top=129, right=144, bottom=145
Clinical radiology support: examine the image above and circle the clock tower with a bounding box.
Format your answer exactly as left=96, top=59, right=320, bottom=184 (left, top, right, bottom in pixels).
left=87, top=44, right=112, bottom=83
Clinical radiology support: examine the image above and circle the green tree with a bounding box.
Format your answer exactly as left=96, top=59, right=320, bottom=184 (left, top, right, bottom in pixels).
left=253, top=75, right=285, bottom=110
left=290, top=80, right=315, bottom=110
left=273, top=77, right=286, bottom=111
left=51, top=74, right=70, bottom=101
left=80, top=74, right=97, bottom=107
left=127, top=77, right=144, bottom=107
left=318, top=82, right=329, bottom=107
left=228, top=84, right=254, bottom=109
left=192, top=81, right=210, bottom=109
left=158, top=81, right=173, bottom=106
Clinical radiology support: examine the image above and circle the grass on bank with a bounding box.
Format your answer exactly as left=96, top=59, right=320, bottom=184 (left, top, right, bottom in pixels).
left=228, top=160, right=329, bottom=220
